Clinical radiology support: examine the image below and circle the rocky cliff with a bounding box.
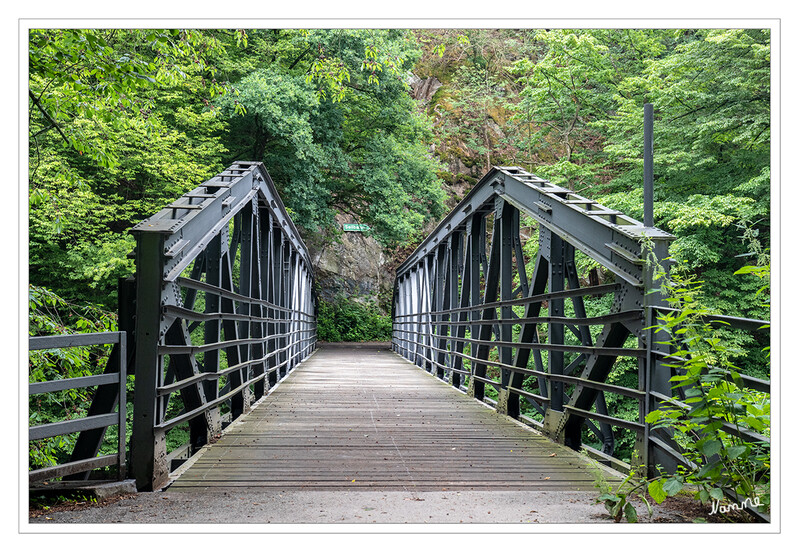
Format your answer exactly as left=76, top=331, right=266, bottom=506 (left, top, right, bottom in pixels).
left=305, top=214, right=394, bottom=307
left=307, top=62, right=499, bottom=312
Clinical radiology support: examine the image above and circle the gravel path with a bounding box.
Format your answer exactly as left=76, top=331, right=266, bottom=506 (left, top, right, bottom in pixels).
left=29, top=489, right=621, bottom=525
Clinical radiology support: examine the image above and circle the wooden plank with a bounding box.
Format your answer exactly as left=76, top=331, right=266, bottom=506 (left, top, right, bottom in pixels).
left=168, top=344, right=620, bottom=492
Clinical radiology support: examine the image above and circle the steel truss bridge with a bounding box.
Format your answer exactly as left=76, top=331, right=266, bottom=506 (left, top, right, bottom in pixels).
left=28, top=162, right=770, bottom=520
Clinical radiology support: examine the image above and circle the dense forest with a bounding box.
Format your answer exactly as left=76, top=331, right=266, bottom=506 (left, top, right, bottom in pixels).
left=28, top=28, right=771, bottom=507
left=28, top=28, right=770, bottom=319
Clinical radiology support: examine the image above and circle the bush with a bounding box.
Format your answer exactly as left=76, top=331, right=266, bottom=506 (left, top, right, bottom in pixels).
left=316, top=296, right=392, bottom=342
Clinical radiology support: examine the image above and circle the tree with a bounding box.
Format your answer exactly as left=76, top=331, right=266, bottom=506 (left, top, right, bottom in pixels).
left=215, top=29, right=446, bottom=246
left=29, top=29, right=237, bottom=172
left=509, top=29, right=668, bottom=191
left=28, top=29, right=238, bottom=305
left=510, top=28, right=770, bottom=319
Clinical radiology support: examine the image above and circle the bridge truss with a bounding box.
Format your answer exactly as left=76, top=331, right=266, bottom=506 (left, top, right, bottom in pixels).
left=392, top=166, right=769, bottom=476
left=129, top=162, right=316, bottom=490
left=28, top=161, right=769, bottom=511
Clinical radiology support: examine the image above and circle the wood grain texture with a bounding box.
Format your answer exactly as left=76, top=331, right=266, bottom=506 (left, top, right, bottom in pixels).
left=168, top=344, right=617, bottom=491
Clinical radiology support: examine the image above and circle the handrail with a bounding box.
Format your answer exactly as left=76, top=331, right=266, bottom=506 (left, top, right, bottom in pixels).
left=392, top=165, right=771, bottom=518
left=392, top=166, right=670, bottom=467
left=129, top=162, right=317, bottom=491
left=28, top=331, right=127, bottom=483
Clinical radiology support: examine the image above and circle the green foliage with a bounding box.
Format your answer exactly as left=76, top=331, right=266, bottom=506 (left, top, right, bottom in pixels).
left=599, top=29, right=769, bottom=196
left=29, top=29, right=235, bottom=306
left=582, top=250, right=770, bottom=522
left=509, top=29, right=770, bottom=324
left=594, top=462, right=654, bottom=523
left=644, top=261, right=770, bottom=511
left=215, top=29, right=446, bottom=247
left=316, top=296, right=392, bottom=342
left=30, top=490, right=99, bottom=511
left=29, top=29, right=235, bottom=172
left=29, top=285, right=119, bottom=469
left=29, top=284, right=117, bottom=337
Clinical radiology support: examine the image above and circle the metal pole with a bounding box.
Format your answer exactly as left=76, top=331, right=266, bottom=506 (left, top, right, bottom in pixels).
left=643, top=103, right=654, bottom=227
left=130, top=232, right=168, bottom=491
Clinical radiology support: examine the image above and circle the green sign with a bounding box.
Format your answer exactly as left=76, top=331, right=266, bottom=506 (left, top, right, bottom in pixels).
left=342, top=223, right=370, bottom=232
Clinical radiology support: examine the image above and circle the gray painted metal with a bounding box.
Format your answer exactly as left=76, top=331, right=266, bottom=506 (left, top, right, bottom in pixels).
left=29, top=455, right=120, bottom=484
left=392, top=165, right=770, bottom=478
left=28, top=332, right=127, bottom=483
left=643, top=103, right=654, bottom=227
left=130, top=162, right=316, bottom=491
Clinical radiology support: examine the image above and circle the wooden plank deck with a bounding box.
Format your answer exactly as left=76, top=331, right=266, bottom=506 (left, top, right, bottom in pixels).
left=168, top=343, right=619, bottom=492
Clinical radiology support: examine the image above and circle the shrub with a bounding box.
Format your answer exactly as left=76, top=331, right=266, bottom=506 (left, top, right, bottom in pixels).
left=316, top=296, right=392, bottom=342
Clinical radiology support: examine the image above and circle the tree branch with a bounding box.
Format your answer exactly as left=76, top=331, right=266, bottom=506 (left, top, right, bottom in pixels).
left=288, top=44, right=315, bottom=71
left=28, top=90, right=69, bottom=145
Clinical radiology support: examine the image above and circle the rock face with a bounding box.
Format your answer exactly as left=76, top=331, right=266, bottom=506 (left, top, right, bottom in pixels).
left=304, top=73, right=491, bottom=311
left=305, top=216, right=394, bottom=306
left=409, top=74, right=443, bottom=103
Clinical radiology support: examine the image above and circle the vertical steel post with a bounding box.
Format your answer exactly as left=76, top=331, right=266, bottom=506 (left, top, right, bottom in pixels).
left=275, top=234, right=285, bottom=378
left=498, top=201, right=514, bottom=388
left=473, top=210, right=502, bottom=401
left=434, top=244, right=447, bottom=378
left=239, top=203, right=254, bottom=385
left=266, top=219, right=278, bottom=388
left=391, top=280, right=398, bottom=352
left=394, top=276, right=402, bottom=355
left=642, top=237, right=676, bottom=475
left=405, top=273, right=412, bottom=358
left=403, top=272, right=412, bottom=359
left=402, top=275, right=409, bottom=356
left=252, top=206, right=268, bottom=399
left=644, top=103, right=654, bottom=228
left=419, top=260, right=427, bottom=368
left=548, top=232, right=566, bottom=412
left=410, top=268, right=420, bottom=364
left=131, top=232, right=169, bottom=491
left=469, top=214, right=483, bottom=371
left=117, top=331, right=127, bottom=480
left=417, top=266, right=424, bottom=363
left=289, top=252, right=299, bottom=369
left=448, top=231, right=462, bottom=387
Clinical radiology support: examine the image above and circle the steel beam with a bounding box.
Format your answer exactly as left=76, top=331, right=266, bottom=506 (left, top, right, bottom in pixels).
left=392, top=164, right=676, bottom=472
left=131, top=232, right=169, bottom=491
left=397, top=167, right=672, bottom=288
left=130, top=162, right=315, bottom=491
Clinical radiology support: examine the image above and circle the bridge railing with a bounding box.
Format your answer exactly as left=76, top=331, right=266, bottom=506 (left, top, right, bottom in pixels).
left=28, top=331, right=127, bottom=484
left=130, top=162, right=316, bottom=490
left=645, top=308, right=771, bottom=470
left=392, top=166, right=770, bottom=478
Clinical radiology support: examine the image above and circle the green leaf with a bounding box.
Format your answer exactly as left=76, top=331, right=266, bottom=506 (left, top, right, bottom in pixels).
left=648, top=479, right=668, bottom=504
left=623, top=502, right=638, bottom=523
left=697, top=460, right=720, bottom=479
left=726, top=445, right=748, bottom=460
left=709, top=487, right=725, bottom=501
left=662, top=478, right=683, bottom=497
left=645, top=410, right=663, bottom=424
left=701, top=439, right=723, bottom=457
